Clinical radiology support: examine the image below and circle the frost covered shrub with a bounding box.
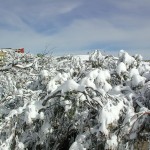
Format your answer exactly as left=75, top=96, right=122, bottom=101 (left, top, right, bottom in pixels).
left=89, top=50, right=117, bottom=71
left=133, top=54, right=143, bottom=68
left=118, top=50, right=137, bottom=69
left=0, top=50, right=150, bottom=150
left=89, top=50, right=104, bottom=68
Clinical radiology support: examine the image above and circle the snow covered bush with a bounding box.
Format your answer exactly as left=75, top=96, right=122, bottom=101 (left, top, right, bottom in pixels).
left=0, top=49, right=150, bottom=150
left=118, top=50, right=137, bottom=69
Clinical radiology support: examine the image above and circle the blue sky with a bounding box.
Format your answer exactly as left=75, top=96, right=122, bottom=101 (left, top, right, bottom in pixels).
left=0, top=0, right=150, bottom=59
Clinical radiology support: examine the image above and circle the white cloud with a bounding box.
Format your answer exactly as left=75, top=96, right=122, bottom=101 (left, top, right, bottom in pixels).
left=12, top=1, right=81, bottom=20
left=49, top=18, right=150, bottom=48
left=0, top=18, right=150, bottom=59
left=0, top=0, right=150, bottom=59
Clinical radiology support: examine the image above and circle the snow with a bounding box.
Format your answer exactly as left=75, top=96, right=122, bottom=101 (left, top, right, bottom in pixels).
left=77, top=93, right=87, bottom=102
left=98, top=100, right=124, bottom=135
left=105, top=134, right=118, bottom=150
left=123, top=106, right=135, bottom=126
left=24, top=101, right=44, bottom=124
left=47, top=80, right=58, bottom=92
left=119, top=50, right=136, bottom=69
left=41, top=122, right=51, bottom=134
left=131, top=74, right=146, bottom=88
left=103, top=81, right=112, bottom=92
left=96, top=70, right=110, bottom=83
left=89, top=50, right=104, bottom=62
left=15, top=63, right=33, bottom=69
left=87, top=69, right=99, bottom=80
left=143, top=71, right=150, bottom=80
left=75, top=55, right=89, bottom=61
left=80, top=78, right=95, bottom=89
left=116, top=62, right=127, bottom=75
left=39, top=70, right=49, bottom=80
left=17, top=142, right=25, bottom=150
left=56, top=79, right=85, bottom=93
left=70, top=134, right=88, bottom=150
left=129, top=67, right=139, bottom=78
left=0, top=49, right=149, bottom=150
left=61, top=99, right=72, bottom=112
left=39, top=111, right=45, bottom=120
left=109, top=85, right=122, bottom=95
left=69, top=141, right=86, bottom=150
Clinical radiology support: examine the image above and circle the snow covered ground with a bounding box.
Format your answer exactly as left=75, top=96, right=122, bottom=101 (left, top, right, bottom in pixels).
left=0, top=50, right=150, bottom=150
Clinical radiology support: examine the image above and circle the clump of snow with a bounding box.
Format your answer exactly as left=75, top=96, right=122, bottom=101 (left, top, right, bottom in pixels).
left=134, top=54, right=143, bottom=62
left=70, top=134, right=89, bottom=150
left=80, top=77, right=96, bottom=89
left=116, top=62, right=127, bottom=75
left=138, top=62, right=150, bottom=75
left=87, top=69, right=99, bottom=80
left=131, top=74, right=146, bottom=88
left=61, top=99, right=72, bottom=112
left=39, top=70, right=49, bottom=80
left=103, top=81, right=112, bottom=92
left=105, top=134, right=118, bottom=150
left=57, top=79, right=85, bottom=93
left=119, top=50, right=136, bottom=69
left=24, top=101, right=44, bottom=124
left=96, top=70, right=110, bottom=82
left=98, top=100, right=124, bottom=135
left=89, top=50, right=104, bottom=62
left=142, top=71, right=150, bottom=81
left=69, top=141, right=86, bottom=150
left=129, top=67, right=139, bottom=78
left=109, top=85, right=122, bottom=95
left=47, top=80, right=58, bottom=92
